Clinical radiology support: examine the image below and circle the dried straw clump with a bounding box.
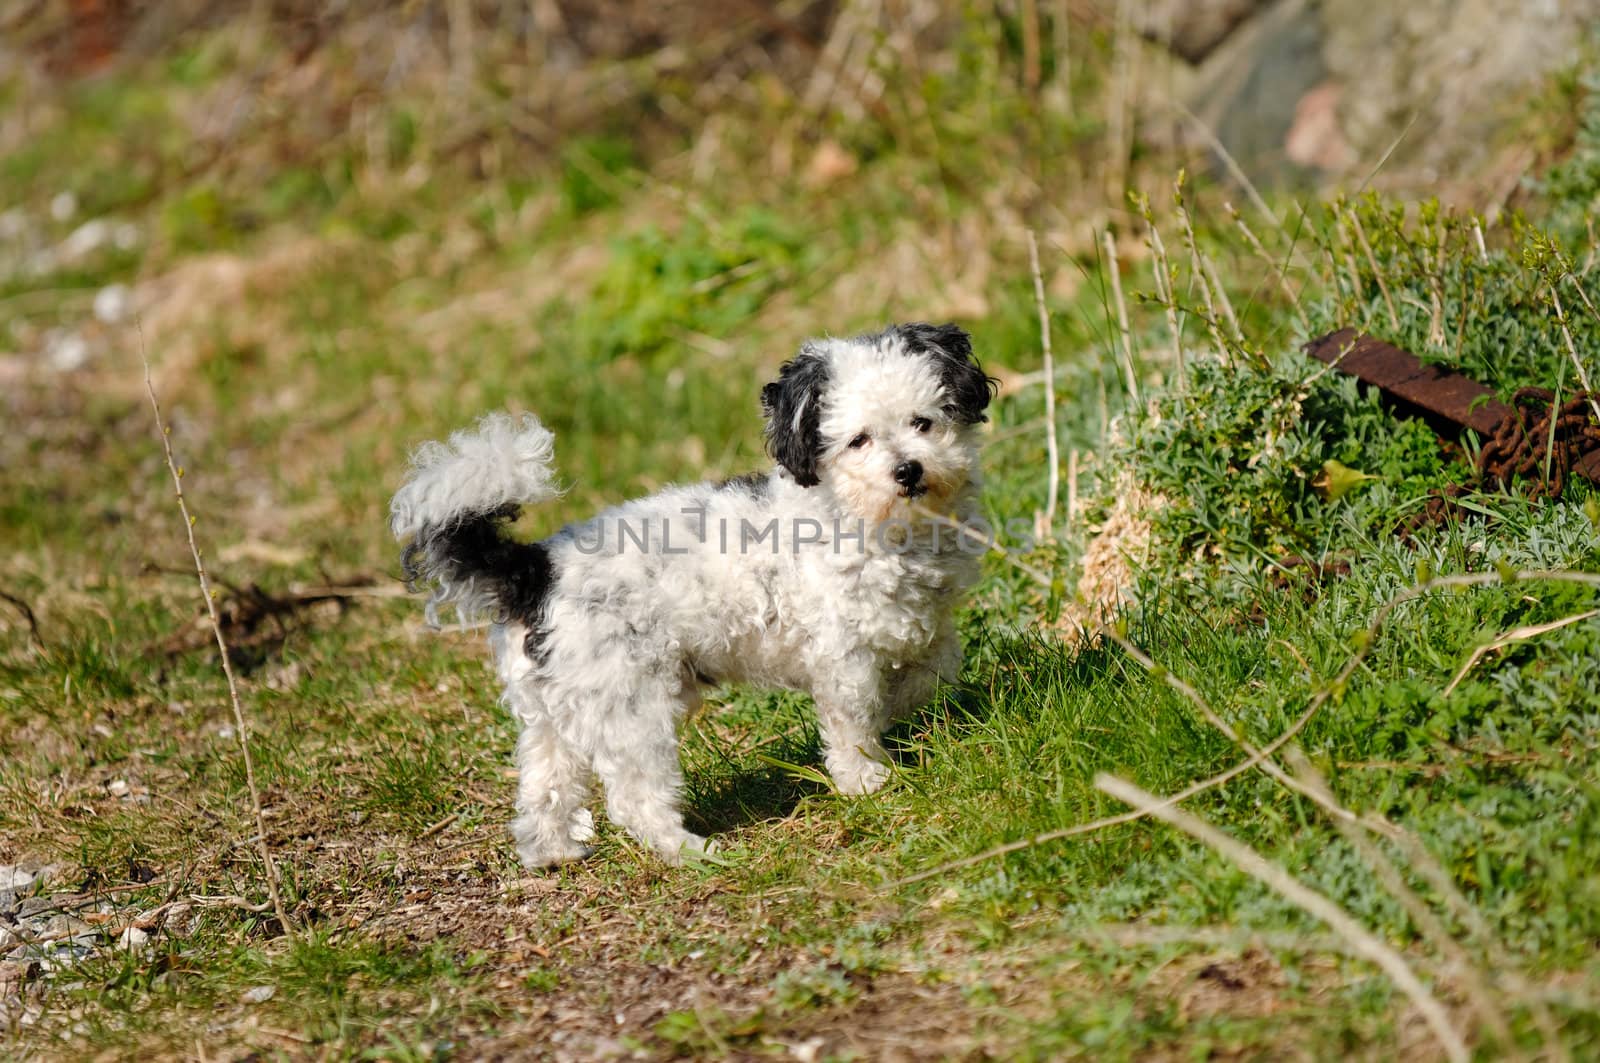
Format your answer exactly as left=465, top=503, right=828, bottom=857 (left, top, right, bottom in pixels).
left=1056, top=476, right=1162, bottom=649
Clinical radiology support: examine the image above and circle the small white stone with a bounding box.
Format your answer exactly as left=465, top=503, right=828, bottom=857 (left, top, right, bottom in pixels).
left=789, top=1037, right=825, bottom=1063
left=93, top=283, right=131, bottom=324
left=60, top=219, right=109, bottom=260
left=50, top=192, right=77, bottom=222
left=117, top=927, right=148, bottom=952
left=241, top=985, right=276, bottom=1004
left=45, top=331, right=89, bottom=371
left=107, top=779, right=130, bottom=798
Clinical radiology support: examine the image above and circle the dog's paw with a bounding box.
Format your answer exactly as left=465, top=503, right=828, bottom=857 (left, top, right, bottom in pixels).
left=682, top=833, right=720, bottom=859
left=568, top=807, right=596, bottom=844
left=515, top=838, right=594, bottom=869
left=649, top=831, right=718, bottom=866
left=831, top=757, right=892, bottom=796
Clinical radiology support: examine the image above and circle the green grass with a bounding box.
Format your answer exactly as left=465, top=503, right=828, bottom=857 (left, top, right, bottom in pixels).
left=4, top=12, right=1600, bottom=1061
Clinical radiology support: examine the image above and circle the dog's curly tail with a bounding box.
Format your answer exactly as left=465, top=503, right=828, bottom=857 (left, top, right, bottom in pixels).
left=390, top=413, right=560, bottom=627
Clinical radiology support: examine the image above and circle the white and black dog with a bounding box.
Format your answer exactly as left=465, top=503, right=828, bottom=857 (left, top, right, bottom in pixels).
left=389, top=323, right=994, bottom=865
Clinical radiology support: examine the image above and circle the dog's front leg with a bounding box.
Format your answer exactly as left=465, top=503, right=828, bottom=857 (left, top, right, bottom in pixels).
left=880, top=619, right=963, bottom=731
left=812, top=653, right=893, bottom=795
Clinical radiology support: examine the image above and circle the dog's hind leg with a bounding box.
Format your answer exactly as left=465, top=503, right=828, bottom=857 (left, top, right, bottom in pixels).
left=492, top=627, right=595, bottom=870
left=589, top=679, right=711, bottom=864
left=509, top=715, right=594, bottom=867
left=496, top=626, right=594, bottom=867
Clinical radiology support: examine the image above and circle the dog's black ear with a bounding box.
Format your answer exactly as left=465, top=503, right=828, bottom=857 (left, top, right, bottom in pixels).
left=761, top=348, right=830, bottom=487
left=895, top=322, right=997, bottom=424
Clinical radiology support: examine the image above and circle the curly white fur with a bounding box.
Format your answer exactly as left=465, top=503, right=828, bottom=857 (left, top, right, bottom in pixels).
left=390, top=324, right=991, bottom=866
left=389, top=412, right=559, bottom=540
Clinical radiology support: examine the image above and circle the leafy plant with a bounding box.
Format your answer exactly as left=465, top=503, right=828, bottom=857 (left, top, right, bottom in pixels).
left=561, top=207, right=813, bottom=362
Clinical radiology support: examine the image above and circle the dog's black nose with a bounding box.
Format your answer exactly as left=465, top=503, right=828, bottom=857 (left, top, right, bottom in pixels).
left=893, top=460, right=924, bottom=487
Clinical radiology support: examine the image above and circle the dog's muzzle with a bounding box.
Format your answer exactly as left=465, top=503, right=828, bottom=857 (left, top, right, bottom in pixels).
left=893, top=460, right=927, bottom=498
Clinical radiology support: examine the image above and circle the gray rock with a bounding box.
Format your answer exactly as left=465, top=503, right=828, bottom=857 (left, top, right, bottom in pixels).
left=1139, top=0, right=1277, bottom=64
left=17, top=896, right=61, bottom=919
left=1320, top=0, right=1600, bottom=178
left=6, top=938, right=95, bottom=971
left=38, top=914, right=93, bottom=939
left=1155, top=0, right=1600, bottom=187
left=1179, top=0, right=1327, bottom=184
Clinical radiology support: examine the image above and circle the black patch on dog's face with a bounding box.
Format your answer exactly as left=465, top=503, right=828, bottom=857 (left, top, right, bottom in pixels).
left=761, top=348, right=830, bottom=488
left=892, top=322, right=996, bottom=425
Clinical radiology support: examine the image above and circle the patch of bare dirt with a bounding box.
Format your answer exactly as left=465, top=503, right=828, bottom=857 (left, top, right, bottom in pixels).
left=1174, top=946, right=1290, bottom=1021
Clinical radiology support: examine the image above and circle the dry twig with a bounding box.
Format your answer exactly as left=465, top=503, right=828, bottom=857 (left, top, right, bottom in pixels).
left=1102, top=229, right=1140, bottom=401
left=891, top=568, right=1600, bottom=888
left=1548, top=283, right=1600, bottom=426
left=1105, top=0, right=1136, bottom=205
left=1227, top=201, right=1309, bottom=329
left=1442, top=608, right=1599, bottom=697
left=1027, top=229, right=1061, bottom=536
left=1096, top=774, right=1470, bottom=1063
left=1284, top=750, right=1518, bottom=1054
left=1472, top=218, right=1490, bottom=264
left=1138, top=194, right=1186, bottom=388
left=1346, top=208, right=1400, bottom=331
left=140, top=324, right=294, bottom=935
left=1175, top=174, right=1230, bottom=362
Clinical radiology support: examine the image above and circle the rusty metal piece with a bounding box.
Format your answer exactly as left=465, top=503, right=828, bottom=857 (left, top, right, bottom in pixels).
left=1304, top=329, right=1600, bottom=485
left=1304, top=328, right=1510, bottom=437
left=1478, top=387, right=1600, bottom=496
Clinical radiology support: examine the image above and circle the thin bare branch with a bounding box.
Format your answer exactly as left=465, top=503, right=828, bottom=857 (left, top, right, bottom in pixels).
left=1147, top=211, right=1186, bottom=389
left=1176, top=174, right=1230, bottom=361
left=1284, top=750, right=1518, bottom=1055
left=1027, top=229, right=1061, bottom=536
left=1096, top=774, right=1470, bottom=1063
left=1102, top=229, right=1140, bottom=401
left=139, top=324, right=294, bottom=935
left=1443, top=608, right=1599, bottom=697
left=890, top=569, right=1600, bottom=888
left=1227, top=201, right=1309, bottom=328
left=1548, top=282, right=1600, bottom=425
left=1347, top=208, right=1400, bottom=331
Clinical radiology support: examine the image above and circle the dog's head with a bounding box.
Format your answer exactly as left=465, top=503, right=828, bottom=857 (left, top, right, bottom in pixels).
left=762, top=323, right=995, bottom=521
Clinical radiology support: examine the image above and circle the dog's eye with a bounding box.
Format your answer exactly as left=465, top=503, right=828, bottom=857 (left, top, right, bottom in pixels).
left=848, top=432, right=870, bottom=449
left=911, top=416, right=932, bottom=433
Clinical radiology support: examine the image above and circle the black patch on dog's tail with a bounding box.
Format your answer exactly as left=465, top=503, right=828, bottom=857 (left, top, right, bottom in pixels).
left=401, top=504, right=556, bottom=657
